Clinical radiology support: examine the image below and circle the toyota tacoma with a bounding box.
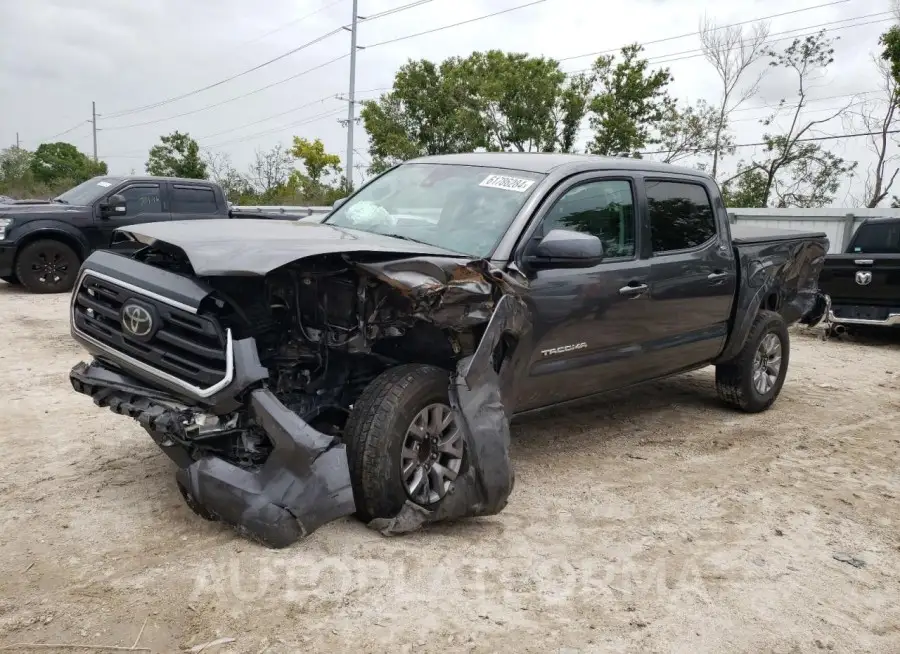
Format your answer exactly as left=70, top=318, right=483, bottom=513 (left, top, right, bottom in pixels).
left=68, top=153, right=830, bottom=547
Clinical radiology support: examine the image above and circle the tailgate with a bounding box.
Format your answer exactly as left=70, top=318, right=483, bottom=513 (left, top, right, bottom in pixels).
left=818, top=254, right=900, bottom=306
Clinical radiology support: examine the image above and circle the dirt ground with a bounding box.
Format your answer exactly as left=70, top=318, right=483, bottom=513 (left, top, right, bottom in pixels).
left=0, top=283, right=898, bottom=654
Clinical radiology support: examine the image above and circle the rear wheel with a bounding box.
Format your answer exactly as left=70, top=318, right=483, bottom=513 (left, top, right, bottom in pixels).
left=14, top=239, right=80, bottom=294
left=715, top=310, right=789, bottom=413
left=344, top=364, right=465, bottom=522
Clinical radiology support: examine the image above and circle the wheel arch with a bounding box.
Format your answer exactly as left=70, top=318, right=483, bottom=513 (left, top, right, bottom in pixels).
left=13, top=224, right=91, bottom=268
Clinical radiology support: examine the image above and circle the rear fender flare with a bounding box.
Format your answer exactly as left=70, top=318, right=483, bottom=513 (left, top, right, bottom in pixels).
left=714, top=277, right=774, bottom=365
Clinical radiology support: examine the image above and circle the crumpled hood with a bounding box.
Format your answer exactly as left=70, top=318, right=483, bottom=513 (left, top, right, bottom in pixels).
left=120, top=218, right=465, bottom=276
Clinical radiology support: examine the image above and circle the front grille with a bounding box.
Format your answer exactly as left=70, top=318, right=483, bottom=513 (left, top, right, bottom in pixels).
left=72, top=274, right=227, bottom=387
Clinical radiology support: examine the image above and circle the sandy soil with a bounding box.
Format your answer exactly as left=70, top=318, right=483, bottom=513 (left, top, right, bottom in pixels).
left=0, top=281, right=898, bottom=654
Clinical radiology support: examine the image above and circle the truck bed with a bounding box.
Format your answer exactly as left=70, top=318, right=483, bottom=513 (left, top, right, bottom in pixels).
left=730, top=224, right=828, bottom=244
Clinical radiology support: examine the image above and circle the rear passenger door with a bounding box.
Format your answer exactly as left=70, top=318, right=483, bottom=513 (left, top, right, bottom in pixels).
left=642, top=178, right=736, bottom=376
left=169, top=184, right=222, bottom=221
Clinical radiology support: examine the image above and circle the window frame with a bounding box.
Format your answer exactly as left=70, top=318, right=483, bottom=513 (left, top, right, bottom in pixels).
left=107, top=183, right=162, bottom=217
left=170, top=184, right=219, bottom=214
left=515, top=172, right=640, bottom=266
left=643, top=177, right=720, bottom=257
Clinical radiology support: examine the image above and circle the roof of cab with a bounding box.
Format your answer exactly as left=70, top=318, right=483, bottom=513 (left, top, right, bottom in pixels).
left=406, top=152, right=713, bottom=179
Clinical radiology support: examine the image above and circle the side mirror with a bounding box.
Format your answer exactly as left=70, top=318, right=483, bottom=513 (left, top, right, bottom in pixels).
left=100, top=194, right=127, bottom=218
left=525, top=229, right=604, bottom=268
left=332, top=197, right=347, bottom=210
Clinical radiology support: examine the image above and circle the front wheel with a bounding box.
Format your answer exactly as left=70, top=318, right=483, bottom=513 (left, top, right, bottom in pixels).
left=344, top=364, right=465, bottom=523
left=715, top=310, right=790, bottom=413
left=14, top=239, right=80, bottom=294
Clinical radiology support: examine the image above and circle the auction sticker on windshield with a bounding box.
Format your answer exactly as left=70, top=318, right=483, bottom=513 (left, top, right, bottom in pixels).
left=479, top=174, right=535, bottom=192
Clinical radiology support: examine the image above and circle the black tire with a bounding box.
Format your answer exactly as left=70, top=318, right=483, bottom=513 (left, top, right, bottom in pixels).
left=14, top=239, right=80, bottom=294
left=344, top=363, right=457, bottom=523
left=1, top=275, right=19, bottom=285
left=715, top=310, right=790, bottom=413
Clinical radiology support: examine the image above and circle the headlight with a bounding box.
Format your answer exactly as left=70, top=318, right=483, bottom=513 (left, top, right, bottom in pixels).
left=0, top=217, right=11, bottom=240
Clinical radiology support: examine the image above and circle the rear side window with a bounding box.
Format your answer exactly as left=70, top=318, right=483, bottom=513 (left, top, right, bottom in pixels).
left=171, top=186, right=218, bottom=214
left=647, top=180, right=717, bottom=253
left=850, top=222, right=900, bottom=253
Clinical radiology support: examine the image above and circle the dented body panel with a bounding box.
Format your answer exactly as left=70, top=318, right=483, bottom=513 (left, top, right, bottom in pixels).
left=67, top=153, right=830, bottom=547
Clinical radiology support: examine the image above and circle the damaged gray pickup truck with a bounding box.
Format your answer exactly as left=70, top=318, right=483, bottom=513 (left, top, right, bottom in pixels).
left=68, top=153, right=830, bottom=547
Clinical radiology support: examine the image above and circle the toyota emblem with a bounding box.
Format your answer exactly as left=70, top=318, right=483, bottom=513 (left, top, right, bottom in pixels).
left=855, top=270, right=873, bottom=286
left=122, top=303, right=154, bottom=337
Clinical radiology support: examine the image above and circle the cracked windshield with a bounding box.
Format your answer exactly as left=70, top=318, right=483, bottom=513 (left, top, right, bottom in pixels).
left=326, top=163, right=544, bottom=257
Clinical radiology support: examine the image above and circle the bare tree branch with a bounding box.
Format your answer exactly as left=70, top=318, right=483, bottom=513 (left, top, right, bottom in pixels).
left=700, top=17, right=770, bottom=178
left=842, top=54, right=900, bottom=207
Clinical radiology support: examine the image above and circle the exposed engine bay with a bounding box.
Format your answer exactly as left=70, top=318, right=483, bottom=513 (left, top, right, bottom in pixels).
left=70, top=240, right=528, bottom=548
left=131, top=245, right=498, bottom=467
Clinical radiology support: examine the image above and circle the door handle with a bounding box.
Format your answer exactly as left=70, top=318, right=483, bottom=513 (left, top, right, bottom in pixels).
left=708, top=271, right=729, bottom=281
left=619, top=283, right=649, bottom=298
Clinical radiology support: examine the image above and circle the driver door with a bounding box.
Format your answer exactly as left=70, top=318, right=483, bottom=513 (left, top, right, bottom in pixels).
left=89, top=182, right=171, bottom=252
left=513, top=173, right=653, bottom=412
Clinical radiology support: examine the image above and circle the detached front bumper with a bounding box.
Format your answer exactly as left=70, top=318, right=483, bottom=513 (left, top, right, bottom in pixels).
left=70, top=360, right=355, bottom=548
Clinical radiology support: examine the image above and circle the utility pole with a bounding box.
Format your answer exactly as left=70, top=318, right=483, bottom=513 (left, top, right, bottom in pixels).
left=15, top=132, right=19, bottom=149
left=344, top=0, right=359, bottom=192
left=92, top=101, right=98, bottom=162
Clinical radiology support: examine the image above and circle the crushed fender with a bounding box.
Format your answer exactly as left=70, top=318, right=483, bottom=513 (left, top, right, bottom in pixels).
left=176, top=389, right=355, bottom=548
left=367, top=294, right=531, bottom=535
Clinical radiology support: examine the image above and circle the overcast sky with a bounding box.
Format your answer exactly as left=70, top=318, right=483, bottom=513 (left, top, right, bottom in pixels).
left=0, top=0, right=895, bottom=204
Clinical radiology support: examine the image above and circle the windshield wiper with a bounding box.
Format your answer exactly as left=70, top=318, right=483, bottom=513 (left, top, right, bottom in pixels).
left=53, top=197, right=68, bottom=204
left=382, top=232, right=430, bottom=246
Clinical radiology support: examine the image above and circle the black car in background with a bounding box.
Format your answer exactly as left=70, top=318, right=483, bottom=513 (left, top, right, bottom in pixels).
left=818, top=217, right=900, bottom=333
left=0, top=176, right=231, bottom=293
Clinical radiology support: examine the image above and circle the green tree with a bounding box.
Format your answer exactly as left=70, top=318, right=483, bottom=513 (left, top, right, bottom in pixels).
left=360, top=58, right=485, bottom=174
left=880, top=24, right=900, bottom=88
left=722, top=31, right=855, bottom=207
left=657, top=100, right=722, bottom=164
left=146, top=131, right=207, bottom=178
left=29, top=142, right=107, bottom=184
left=587, top=44, right=676, bottom=157
left=0, top=146, right=33, bottom=182
left=290, top=137, right=342, bottom=185
left=454, top=51, right=592, bottom=152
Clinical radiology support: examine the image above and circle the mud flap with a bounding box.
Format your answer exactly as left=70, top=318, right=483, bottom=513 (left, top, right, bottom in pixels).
left=367, top=294, right=531, bottom=535
left=175, top=389, right=355, bottom=548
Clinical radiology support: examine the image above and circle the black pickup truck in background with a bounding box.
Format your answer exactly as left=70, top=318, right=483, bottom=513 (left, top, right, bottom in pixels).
left=818, top=217, right=900, bottom=334
left=0, top=176, right=233, bottom=293
left=67, top=153, right=830, bottom=547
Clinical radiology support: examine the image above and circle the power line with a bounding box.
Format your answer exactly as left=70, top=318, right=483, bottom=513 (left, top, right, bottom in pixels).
left=203, top=108, right=347, bottom=149
left=103, top=0, right=439, bottom=121
left=364, top=0, right=437, bottom=21
left=650, top=15, right=893, bottom=66
left=362, top=0, right=548, bottom=49
left=239, top=0, right=349, bottom=46
left=198, top=95, right=341, bottom=139
left=102, top=28, right=346, bottom=119
left=639, top=127, right=900, bottom=156
left=99, top=55, right=349, bottom=130
left=562, top=12, right=893, bottom=78
left=557, top=0, right=854, bottom=63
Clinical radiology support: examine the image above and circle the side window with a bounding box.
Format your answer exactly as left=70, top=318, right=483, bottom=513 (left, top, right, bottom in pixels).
left=540, top=179, right=635, bottom=258
left=117, top=185, right=161, bottom=216
left=646, top=180, right=717, bottom=254
left=171, top=186, right=218, bottom=214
